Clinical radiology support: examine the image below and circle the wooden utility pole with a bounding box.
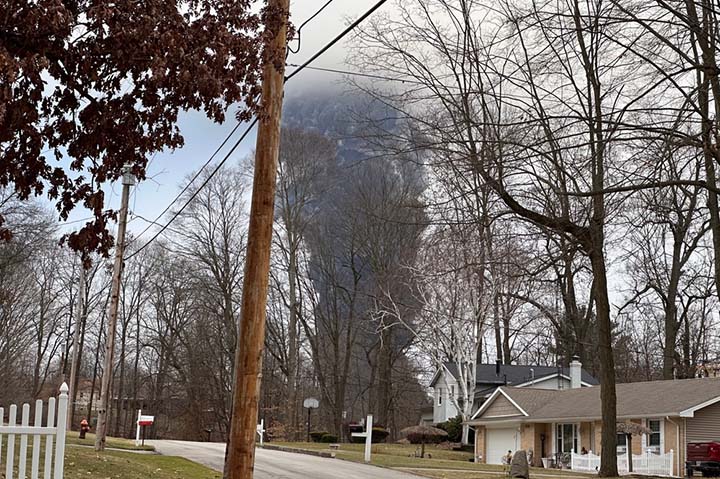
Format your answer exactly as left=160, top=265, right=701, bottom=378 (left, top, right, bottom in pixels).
left=67, top=262, right=87, bottom=430
left=95, top=164, right=135, bottom=451
left=225, top=1, right=290, bottom=477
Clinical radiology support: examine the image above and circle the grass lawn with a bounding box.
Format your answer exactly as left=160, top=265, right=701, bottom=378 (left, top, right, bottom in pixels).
left=271, top=442, right=591, bottom=478
left=66, top=431, right=155, bottom=451
left=2, top=434, right=217, bottom=479
left=270, top=441, right=484, bottom=471
left=64, top=446, right=221, bottom=479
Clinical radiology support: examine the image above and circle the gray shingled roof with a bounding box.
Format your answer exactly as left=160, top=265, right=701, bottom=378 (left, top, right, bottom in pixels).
left=432, top=362, right=599, bottom=390
left=469, top=377, right=720, bottom=423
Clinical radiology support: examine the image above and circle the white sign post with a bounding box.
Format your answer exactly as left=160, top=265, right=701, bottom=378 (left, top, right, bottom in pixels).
left=256, top=419, right=265, bottom=446
left=135, top=410, right=155, bottom=447
left=351, top=414, right=373, bottom=463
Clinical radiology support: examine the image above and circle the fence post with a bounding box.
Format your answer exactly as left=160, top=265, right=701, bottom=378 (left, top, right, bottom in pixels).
left=19, top=403, right=30, bottom=479
left=6, top=405, right=17, bottom=479
left=53, top=383, right=69, bottom=479
left=32, top=400, right=43, bottom=479
left=44, top=398, right=56, bottom=479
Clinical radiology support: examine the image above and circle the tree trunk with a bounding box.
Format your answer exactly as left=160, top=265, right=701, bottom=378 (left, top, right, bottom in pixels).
left=590, top=248, right=618, bottom=477
left=286, top=240, right=300, bottom=438
left=114, top=325, right=127, bottom=437
left=376, top=327, right=393, bottom=427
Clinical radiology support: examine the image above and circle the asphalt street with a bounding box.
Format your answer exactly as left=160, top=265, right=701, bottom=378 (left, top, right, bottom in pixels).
left=151, top=440, right=423, bottom=479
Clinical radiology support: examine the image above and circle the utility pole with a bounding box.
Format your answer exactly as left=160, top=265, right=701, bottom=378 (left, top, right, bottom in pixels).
left=95, top=164, right=135, bottom=451
left=67, top=262, right=87, bottom=431
left=225, top=0, right=290, bottom=477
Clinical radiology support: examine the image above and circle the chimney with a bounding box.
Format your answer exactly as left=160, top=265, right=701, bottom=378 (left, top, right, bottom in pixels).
left=496, top=359, right=501, bottom=376
left=570, top=355, right=582, bottom=389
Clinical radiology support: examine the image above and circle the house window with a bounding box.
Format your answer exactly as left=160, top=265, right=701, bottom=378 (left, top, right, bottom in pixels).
left=556, top=424, right=579, bottom=453
left=617, top=433, right=627, bottom=454
left=450, top=385, right=455, bottom=398
left=438, top=388, right=443, bottom=406
left=647, top=419, right=662, bottom=452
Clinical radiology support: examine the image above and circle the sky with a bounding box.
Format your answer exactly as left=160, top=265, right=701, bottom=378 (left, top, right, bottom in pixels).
left=61, top=0, right=383, bottom=237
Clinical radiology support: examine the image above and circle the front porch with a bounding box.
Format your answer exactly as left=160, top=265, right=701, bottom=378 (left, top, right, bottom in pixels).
left=474, top=419, right=680, bottom=477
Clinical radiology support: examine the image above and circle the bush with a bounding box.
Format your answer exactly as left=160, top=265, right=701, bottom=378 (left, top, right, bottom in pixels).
left=437, top=415, right=463, bottom=443
left=309, top=431, right=328, bottom=443
left=406, top=432, right=445, bottom=445
left=320, top=434, right=338, bottom=443
left=348, top=426, right=390, bottom=443
left=371, top=427, right=390, bottom=444
left=344, top=423, right=364, bottom=443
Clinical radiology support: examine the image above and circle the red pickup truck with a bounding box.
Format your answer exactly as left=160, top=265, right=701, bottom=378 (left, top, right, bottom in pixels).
left=687, top=442, right=720, bottom=477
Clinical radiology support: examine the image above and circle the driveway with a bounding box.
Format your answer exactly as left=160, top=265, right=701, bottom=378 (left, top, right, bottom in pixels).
left=151, top=440, right=422, bottom=479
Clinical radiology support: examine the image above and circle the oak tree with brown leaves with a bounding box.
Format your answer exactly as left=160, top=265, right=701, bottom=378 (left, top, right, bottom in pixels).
left=0, top=0, right=274, bottom=255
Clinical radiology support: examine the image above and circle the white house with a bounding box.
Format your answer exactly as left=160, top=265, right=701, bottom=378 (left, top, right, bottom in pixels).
left=429, top=357, right=598, bottom=424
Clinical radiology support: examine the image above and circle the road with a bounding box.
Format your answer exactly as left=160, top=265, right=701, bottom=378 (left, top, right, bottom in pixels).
left=151, top=440, right=423, bottom=479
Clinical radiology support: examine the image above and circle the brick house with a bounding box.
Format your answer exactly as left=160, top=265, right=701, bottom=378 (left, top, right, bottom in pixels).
left=467, top=377, right=720, bottom=476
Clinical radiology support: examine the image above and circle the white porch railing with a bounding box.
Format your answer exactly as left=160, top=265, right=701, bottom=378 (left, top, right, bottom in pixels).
left=0, top=383, right=69, bottom=479
left=571, top=450, right=674, bottom=477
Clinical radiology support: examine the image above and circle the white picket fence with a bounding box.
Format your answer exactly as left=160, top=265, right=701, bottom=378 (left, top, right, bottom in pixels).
left=571, top=449, right=674, bottom=477
left=0, top=383, right=69, bottom=479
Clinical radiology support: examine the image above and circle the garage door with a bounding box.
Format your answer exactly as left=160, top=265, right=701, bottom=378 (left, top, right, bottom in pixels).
left=486, top=427, right=519, bottom=465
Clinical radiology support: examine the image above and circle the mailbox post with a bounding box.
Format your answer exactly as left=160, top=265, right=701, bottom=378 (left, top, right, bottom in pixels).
left=256, top=419, right=265, bottom=446
left=351, top=414, right=373, bottom=463
left=135, top=410, right=155, bottom=447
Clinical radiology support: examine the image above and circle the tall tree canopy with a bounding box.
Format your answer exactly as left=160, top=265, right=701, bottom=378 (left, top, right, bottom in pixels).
left=0, top=0, right=275, bottom=254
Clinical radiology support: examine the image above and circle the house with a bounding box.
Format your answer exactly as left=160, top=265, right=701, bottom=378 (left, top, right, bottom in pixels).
left=467, top=376, right=720, bottom=476
left=430, top=357, right=598, bottom=424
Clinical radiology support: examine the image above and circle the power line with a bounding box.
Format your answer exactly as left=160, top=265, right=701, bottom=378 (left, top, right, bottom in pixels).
left=125, top=0, right=389, bottom=260
left=128, top=120, right=248, bottom=245
left=287, top=0, right=337, bottom=55
left=125, top=118, right=258, bottom=260
left=285, top=63, right=425, bottom=84
left=285, top=0, right=388, bottom=83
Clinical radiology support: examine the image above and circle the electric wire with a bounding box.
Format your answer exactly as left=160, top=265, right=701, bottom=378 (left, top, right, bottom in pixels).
left=124, top=0, right=389, bottom=260
left=287, top=0, right=337, bottom=55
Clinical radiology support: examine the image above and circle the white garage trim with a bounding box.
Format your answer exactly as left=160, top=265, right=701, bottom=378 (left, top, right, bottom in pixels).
left=485, top=425, right=521, bottom=465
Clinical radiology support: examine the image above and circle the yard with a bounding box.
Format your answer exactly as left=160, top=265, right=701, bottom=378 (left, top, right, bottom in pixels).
left=269, top=442, right=590, bottom=478
left=1, top=432, right=219, bottom=479
left=63, top=446, right=221, bottom=479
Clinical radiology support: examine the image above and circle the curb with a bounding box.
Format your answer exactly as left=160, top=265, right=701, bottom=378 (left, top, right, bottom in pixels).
left=259, top=444, right=336, bottom=459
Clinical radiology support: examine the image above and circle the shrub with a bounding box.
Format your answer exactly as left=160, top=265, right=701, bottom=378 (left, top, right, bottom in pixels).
left=371, top=427, right=390, bottom=444
left=309, top=431, right=328, bottom=443
left=344, top=423, right=364, bottom=443
left=348, top=426, right=390, bottom=443
left=320, top=434, right=338, bottom=443
left=437, top=415, right=463, bottom=443
left=406, top=432, right=445, bottom=445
